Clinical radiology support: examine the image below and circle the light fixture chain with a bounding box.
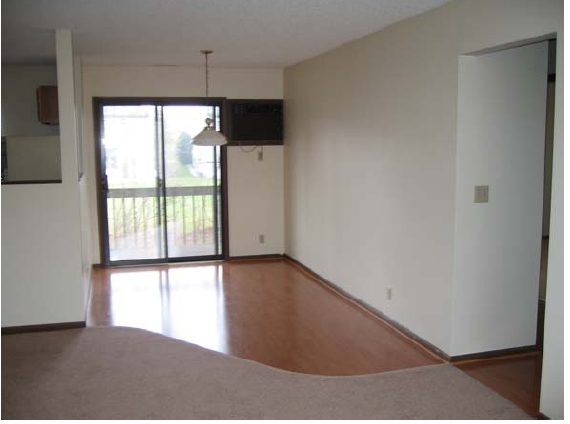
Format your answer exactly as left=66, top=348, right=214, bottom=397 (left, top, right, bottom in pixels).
left=194, top=49, right=226, bottom=146
left=205, top=52, right=209, bottom=98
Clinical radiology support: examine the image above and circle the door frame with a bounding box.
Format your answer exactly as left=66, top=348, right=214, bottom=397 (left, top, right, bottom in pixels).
left=93, top=97, right=230, bottom=267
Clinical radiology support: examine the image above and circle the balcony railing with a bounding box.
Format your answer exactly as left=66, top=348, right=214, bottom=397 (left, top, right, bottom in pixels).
left=107, top=186, right=219, bottom=259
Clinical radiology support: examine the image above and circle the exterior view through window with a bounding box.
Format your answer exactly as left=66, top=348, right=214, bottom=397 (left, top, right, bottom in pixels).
left=99, top=102, right=223, bottom=264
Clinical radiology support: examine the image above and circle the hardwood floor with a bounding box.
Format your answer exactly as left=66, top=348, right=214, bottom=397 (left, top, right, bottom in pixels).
left=454, top=352, right=542, bottom=416
left=87, top=258, right=541, bottom=415
left=87, top=258, right=441, bottom=375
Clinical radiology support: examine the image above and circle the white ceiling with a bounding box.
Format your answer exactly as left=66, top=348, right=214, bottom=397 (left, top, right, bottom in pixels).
left=2, top=0, right=450, bottom=68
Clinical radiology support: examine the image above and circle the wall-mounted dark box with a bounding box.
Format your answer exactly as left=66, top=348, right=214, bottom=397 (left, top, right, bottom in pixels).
left=226, top=99, right=283, bottom=145
left=37, top=85, right=59, bottom=125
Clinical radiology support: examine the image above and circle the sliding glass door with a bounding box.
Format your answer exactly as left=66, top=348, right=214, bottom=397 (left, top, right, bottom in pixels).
left=162, top=105, right=222, bottom=260
left=98, top=100, right=224, bottom=265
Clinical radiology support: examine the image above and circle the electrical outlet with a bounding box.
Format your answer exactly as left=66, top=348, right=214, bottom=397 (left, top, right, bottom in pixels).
left=259, top=234, right=265, bottom=244
left=386, top=288, right=393, bottom=301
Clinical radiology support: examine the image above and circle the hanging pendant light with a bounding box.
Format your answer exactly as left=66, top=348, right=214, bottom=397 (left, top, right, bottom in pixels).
left=193, top=50, right=227, bottom=146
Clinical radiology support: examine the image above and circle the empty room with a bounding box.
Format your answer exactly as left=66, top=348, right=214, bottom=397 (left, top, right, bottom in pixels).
left=1, top=0, right=563, bottom=419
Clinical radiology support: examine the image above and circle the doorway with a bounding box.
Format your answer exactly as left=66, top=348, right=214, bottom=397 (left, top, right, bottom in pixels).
left=451, top=37, right=557, bottom=416
left=537, top=40, right=556, bottom=348
left=94, top=98, right=227, bottom=266
left=452, top=39, right=552, bottom=354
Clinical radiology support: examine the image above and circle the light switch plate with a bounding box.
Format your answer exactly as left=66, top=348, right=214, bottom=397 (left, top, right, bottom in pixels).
left=474, top=185, right=489, bottom=203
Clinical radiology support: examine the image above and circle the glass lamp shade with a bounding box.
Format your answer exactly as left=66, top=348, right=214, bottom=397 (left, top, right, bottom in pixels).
left=193, top=118, right=227, bottom=146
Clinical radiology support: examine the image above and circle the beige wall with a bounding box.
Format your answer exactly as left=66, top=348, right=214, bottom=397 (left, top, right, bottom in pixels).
left=5, top=135, right=61, bottom=181
left=1, top=65, right=59, bottom=137
left=74, top=57, right=93, bottom=306
left=81, top=65, right=284, bottom=262
left=284, top=1, right=562, bottom=417
left=1, top=66, right=62, bottom=182
left=228, top=146, right=284, bottom=256
left=2, top=31, right=85, bottom=327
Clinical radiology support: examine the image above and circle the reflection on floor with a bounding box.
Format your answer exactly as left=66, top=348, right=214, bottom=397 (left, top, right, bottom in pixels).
left=87, top=259, right=540, bottom=414
left=88, top=259, right=441, bottom=376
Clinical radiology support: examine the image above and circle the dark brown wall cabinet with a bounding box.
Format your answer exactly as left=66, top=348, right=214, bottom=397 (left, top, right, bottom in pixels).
left=36, top=86, right=59, bottom=125
left=226, top=99, right=283, bottom=145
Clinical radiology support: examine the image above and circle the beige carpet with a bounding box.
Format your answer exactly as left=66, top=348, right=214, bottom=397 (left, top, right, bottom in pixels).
left=2, top=327, right=530, bottom=420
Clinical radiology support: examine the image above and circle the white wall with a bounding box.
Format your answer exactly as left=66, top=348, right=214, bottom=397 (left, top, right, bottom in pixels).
left=451, top=42, right=548, bottom=355
left=1, top=184, right=84, bottom=325
left=227, top=146, right=284, bottom=256
left=73, top=56, right=93, bottom=304
left=1, top=65, right=59, bottom=137
left=284, top=0, right=562, bottom=365
left=1, top=30, right=85, bottom=326
left=2, top=65, right=61, bottom=182
left=81, top=65, right=284, bottom=263
left=5, top=135, right=61, bottom=181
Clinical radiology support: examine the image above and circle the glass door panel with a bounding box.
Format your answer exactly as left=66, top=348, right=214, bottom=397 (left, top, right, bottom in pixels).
left=162, top=105, right=223, bottom=259
left=102, top=105, right=166, bottom=262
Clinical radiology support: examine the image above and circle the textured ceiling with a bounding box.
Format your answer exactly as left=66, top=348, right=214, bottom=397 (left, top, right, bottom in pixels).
left=2, top=0, right=450, bottom=67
